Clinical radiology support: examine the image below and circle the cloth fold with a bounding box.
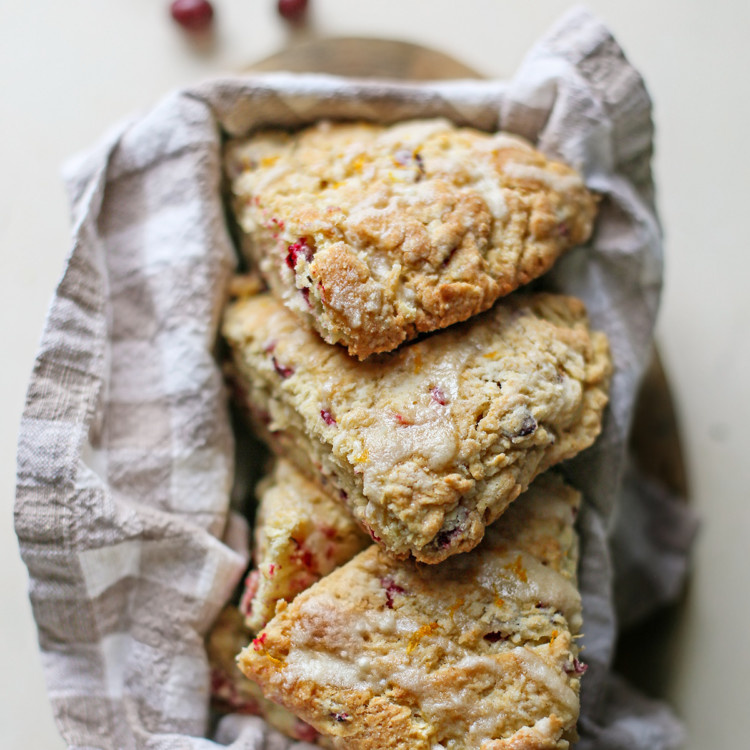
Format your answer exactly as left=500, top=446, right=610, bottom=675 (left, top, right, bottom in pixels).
left=15, top=7, right=692, bottom=749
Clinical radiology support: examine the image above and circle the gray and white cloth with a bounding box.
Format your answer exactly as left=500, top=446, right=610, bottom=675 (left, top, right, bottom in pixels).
left=15, top=7, right=696, bottom=749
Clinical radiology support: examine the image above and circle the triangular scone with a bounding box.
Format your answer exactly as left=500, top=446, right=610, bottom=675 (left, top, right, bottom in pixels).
left=222, top=290, right=610, bottom=563
left=241, top=459, right=370, bottom=632
left=238, top=473, right=585, bottom=750
left=225, top=119, right=597, bottom=359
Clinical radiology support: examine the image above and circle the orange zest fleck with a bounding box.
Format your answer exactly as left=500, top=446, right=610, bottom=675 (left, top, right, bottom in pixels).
left=495, top=596, right=505, bottom=608
left=354, top=449, right=369, bottom=464
left=483, top=350, right=500, bottom=360
left=264, top=651, right=286, bottom=670
left=251, top=634, right=286, bottom=670
left=550, top=629, right=559, bottom=643
left=447, top=598, right=464, bottom=622
left=407, top=622, right=439, bottom=654
left=412, top=351, right=423, bottom=374
left=504, top=554, right=528, bottom=583
left=260, top=155, right=279, bottom=168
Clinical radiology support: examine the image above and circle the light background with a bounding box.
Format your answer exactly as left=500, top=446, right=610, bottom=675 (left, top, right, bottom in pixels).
left=1, top=1, right=747, bottom=748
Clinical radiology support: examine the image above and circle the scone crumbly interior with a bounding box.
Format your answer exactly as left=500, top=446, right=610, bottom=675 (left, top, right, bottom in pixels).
left=241, top=459, right=370, bottom=632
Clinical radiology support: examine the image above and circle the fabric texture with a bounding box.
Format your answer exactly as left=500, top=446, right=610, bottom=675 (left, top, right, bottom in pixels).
left=15, top=7, right=693, bottom=749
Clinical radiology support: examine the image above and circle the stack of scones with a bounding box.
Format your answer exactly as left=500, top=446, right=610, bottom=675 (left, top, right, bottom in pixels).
left=208, top=118, right=612, bottom=749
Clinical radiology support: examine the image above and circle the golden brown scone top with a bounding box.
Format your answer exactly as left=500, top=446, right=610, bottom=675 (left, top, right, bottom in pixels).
left=226, top=119, right=598, bottom=358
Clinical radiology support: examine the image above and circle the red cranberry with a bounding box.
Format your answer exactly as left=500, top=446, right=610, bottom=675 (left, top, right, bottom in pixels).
left=381, top=576, right=406, bottom=608
left=435, top=525, right=461, bottom=549
left=170, top=0, right=214, bottom=31
left=567, top=658, right=588, bottom=675
left=362, top=523, right=382, bottom=543
left=278, top=0, right=308, bottom=22
left=297, top=548, right=314, bottom=570
left=430, top=386, right=447, bottom=405
left=516, top=415, right=538, bottom=437
left=272, top=356, right=294, bottom=379
left=320, top=409, right=336, bottom=426
left=286, top=238, right=313, bottom=270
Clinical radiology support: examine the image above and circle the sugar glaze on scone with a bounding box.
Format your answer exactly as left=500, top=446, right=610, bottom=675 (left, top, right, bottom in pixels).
left=241, top=459, right=370, bottom=632
left=238, top=473, right=586, bottom=750
left=225, top=119, right=598, bottom=358
left=222, top=290, right=610, bottom=563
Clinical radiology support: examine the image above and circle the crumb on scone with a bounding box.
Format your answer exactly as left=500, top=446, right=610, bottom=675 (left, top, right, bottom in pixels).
left=237, top=473, right=586, bottom=750
left=240, top=459, right=370, bottom=632
left=225, top=118, right=598, bottom=359
left=222, top=289, right=611, bottom=563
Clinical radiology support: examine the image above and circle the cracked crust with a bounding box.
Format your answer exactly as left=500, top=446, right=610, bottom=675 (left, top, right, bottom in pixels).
left=225, top=119, right=598, bottom=359
left=240, top=459, right=370, bottom=633
left=222, top=289, right=610, bottom=563
left=237, top=473, right=585, bottom=750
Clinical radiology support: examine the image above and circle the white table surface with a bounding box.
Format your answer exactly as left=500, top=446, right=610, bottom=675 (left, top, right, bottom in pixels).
left=2, top=2, right=748, bottom=748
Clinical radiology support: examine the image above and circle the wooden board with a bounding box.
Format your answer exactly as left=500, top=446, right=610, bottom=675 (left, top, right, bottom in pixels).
left=248, top=36, right=482, bottom=80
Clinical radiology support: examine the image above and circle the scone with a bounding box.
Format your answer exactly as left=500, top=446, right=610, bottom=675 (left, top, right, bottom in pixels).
left=222, top=289, right=610, bottom=563
left=225, top=119, right=598, bottom=358
left=207, top=606, right=324, bottom=745
left=238, top=473, right=586, bottom=750
left=241, top=459, right=370, bottom=632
